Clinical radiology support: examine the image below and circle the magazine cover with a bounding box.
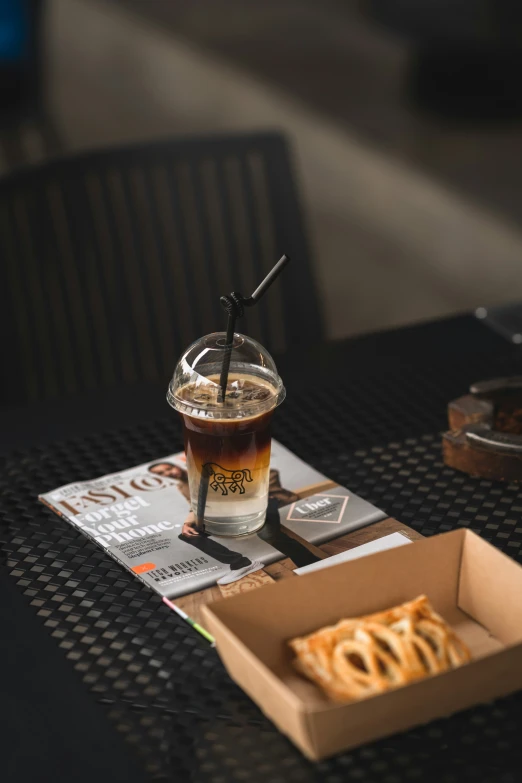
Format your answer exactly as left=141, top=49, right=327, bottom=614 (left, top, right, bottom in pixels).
left=39, top=441, right=385, bottom=606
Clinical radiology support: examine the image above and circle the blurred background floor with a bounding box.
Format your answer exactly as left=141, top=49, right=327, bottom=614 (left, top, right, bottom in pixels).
left=35, top=0, right=522, bottom=339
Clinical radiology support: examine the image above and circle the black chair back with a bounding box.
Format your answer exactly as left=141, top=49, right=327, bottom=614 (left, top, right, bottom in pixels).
left=0, top=133, right=322, bottom=406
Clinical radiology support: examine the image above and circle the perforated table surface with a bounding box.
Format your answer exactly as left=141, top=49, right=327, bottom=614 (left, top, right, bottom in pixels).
left=3, top=315, right=522, bottom=782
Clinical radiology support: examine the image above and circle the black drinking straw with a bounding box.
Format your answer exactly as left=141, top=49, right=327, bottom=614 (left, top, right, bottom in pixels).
left=218, top=254, right=290, bottom=402
left=195, top=463, right=210, bottom=532
left=195, top=254, right=290, bottom=530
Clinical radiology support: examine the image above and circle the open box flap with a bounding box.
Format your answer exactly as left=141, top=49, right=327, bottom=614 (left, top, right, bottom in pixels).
left=460, top=529, right=522, bottom=646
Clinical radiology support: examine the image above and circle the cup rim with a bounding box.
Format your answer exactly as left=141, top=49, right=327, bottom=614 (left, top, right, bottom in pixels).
left=167, top=378, right=285, bottom=420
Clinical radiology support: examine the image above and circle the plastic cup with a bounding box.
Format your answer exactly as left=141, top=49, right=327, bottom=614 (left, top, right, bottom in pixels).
left=167, top=332, right=285, bottom=536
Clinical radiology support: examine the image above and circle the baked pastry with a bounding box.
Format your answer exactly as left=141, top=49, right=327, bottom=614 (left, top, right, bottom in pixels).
left=289, top=596, right=471, bottom=702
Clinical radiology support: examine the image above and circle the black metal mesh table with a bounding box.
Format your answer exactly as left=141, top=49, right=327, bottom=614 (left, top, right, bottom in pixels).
left=3, top=317, right=522, bottom=782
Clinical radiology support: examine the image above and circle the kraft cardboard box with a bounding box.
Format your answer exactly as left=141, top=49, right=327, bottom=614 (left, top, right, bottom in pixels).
left=203, top=529, right=522, bottom=760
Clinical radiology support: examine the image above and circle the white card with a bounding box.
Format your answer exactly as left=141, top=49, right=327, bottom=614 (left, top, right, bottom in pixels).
left=295, top=532, right=412, bottom=576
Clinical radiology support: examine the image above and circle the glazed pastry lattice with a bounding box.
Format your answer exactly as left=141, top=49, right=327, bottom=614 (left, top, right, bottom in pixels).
left=289, top=596, right=471, bottom=702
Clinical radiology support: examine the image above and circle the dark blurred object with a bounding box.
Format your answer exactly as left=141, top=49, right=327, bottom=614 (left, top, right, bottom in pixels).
left=0, top=0, right=40, bottom=120
left=475, top=302, right=522, bottom=345
left=443, top=377, right=522, bottom=481
left=367, top=0, right=522, bottom=120
left=0, top=0, right=60, bottom=163
left=0, top=133, right=320, bottom=407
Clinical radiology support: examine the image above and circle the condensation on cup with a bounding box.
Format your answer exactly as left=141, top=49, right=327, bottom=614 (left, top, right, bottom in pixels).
left=167, top=333, right=285, bottom=536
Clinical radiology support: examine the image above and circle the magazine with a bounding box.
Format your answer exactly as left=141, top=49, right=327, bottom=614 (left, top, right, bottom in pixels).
left=39, top=440, right=385, bottom=602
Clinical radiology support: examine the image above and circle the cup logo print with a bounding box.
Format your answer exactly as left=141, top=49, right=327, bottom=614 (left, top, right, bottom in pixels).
left=204, top=463, right=253, bottom=495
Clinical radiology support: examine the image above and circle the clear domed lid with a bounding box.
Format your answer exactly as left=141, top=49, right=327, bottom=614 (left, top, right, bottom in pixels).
left=167, top=332, right=285, bottom=420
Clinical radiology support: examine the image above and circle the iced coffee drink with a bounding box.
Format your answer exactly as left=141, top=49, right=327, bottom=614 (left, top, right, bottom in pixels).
left=167, top=334, right=285, bottom=536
